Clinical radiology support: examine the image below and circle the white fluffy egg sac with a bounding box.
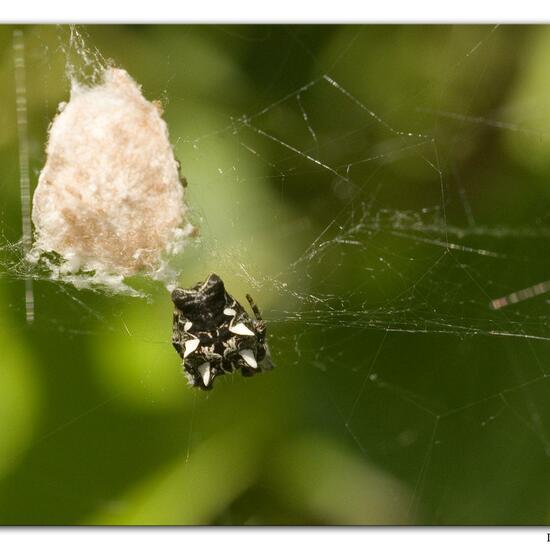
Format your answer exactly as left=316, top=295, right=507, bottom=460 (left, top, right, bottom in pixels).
left=31, top=67, right=195, bottom=285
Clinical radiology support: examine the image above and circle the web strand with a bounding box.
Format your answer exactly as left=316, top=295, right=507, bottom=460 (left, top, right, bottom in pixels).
left=12, top=29, right=34, bottom=324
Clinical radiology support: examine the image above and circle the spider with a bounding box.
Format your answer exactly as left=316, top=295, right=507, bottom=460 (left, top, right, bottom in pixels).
left=171, top=273, right=274, bottom=390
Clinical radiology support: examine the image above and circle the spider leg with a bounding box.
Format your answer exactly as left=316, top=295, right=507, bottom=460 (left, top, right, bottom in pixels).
left=246, top=293, right=263, bottom=321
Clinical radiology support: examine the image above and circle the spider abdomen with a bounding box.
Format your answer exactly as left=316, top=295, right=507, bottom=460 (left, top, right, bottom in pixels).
left=171, top=273, right=274, bottom=390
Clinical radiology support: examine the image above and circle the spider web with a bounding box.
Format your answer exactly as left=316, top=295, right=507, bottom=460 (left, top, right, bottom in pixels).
left=1, top=24, right=550, bottom=525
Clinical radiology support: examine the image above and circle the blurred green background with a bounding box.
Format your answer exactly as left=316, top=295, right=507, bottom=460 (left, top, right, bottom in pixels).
left=2, top=25, right=550, bottom=525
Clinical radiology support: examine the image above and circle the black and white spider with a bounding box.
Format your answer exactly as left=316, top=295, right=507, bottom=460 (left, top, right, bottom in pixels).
left=171, top=273, right=274, bottom=390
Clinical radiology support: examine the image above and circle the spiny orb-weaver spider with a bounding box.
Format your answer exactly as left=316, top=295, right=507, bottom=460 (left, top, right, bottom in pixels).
left=171, top=273, right=274, bottom=390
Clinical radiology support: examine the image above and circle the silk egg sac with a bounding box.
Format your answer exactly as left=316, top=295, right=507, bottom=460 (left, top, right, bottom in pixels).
left=31, top=67, right=194, bottom=285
